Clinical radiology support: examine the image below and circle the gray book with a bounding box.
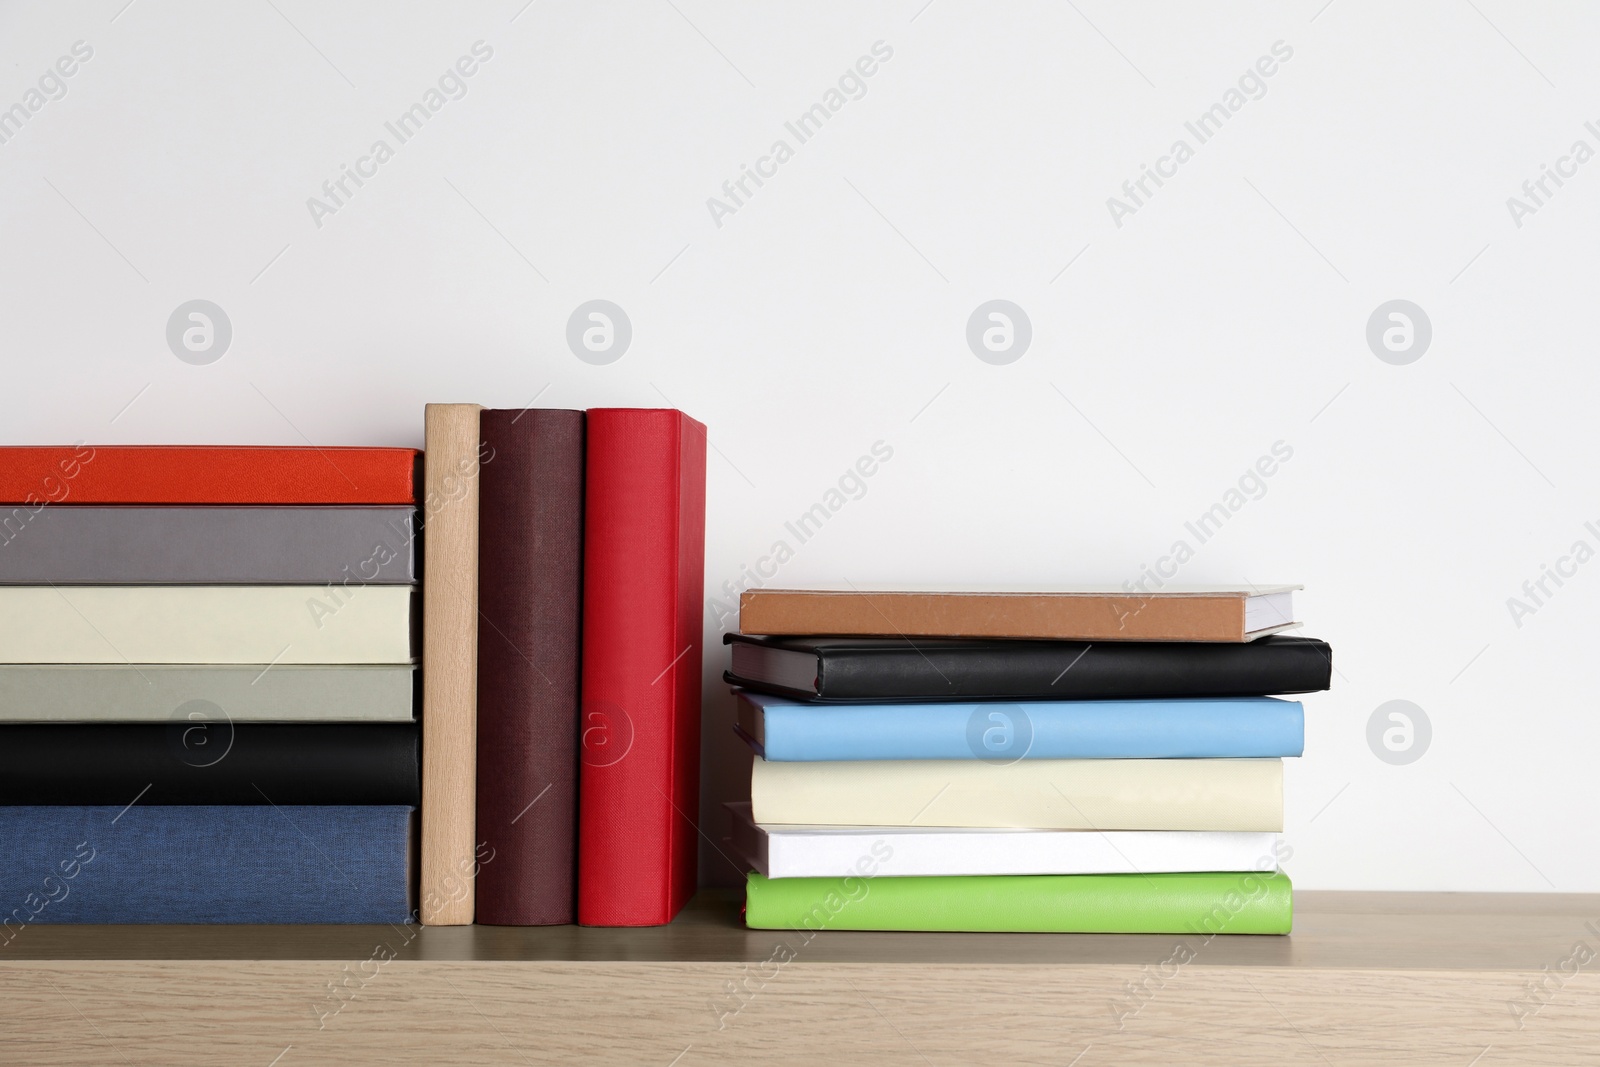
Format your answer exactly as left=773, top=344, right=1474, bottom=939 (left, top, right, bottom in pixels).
left=0, top=665, right=416, bottom=722
left=0, top=506, right=416, bottom=584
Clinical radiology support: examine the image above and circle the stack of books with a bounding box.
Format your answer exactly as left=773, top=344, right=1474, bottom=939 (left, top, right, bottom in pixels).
left=0, top=445, right=421, bottom=926
left=724, top=587, right=1332, bottom=934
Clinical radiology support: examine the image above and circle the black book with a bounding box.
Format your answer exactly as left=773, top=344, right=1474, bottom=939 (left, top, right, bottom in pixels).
left=724, top=633, right=1332, bottom=702
left=0, top=723, right=419, bottom=804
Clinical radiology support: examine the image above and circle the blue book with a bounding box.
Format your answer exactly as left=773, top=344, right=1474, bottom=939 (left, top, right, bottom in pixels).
left=0, top=806, right=414, bottom=926
left=736, top=690, right=1304, bottom=761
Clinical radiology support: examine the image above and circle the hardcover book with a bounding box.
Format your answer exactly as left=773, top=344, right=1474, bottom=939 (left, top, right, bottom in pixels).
left=0, top=445, right=418, bottom=505
left=578, top=409, right=706, bottom=927
left=725, top=634, right=1333, bottom=702
left=0, top=506, right=417, bottom=584
left=737, top=586, right=1300, bottom=642
left=0, top=723, right=420, bottom=805
left=727, top=802, right=1280, bottom=878
left=0, top=586, right=415, bottom=664
left=0, top=664, right=416, bottom=723
left=421, top=403, right=483, bottom=925
left=743, top=869, right=1293, bottom=934
left=737, top=690, right=1305, bottom=761
left=0, top=806, right=415, bottom=924
left=750, top=756, right=1283, bottom=831
left=475, top=408, right=585, bottom=926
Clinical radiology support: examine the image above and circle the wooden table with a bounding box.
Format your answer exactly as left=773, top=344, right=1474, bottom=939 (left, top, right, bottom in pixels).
left=3, top=890, right=1597, bottom=1065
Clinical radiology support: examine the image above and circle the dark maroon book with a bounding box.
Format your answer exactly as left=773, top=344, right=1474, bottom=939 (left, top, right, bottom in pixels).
left=475, top=408, right=585, bottom=925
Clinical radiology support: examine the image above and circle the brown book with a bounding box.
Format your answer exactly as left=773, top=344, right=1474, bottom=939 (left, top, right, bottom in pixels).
left=475, top=409, right=585, bottom=926
left=737, top=586, right=1300, bottom=643
left=421, top=403, right=483, bottom=926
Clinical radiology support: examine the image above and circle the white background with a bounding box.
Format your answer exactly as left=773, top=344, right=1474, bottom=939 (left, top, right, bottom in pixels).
left=4, top=0, right=1596, bottom=893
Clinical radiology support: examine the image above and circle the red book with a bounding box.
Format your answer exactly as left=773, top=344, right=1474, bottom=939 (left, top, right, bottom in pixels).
left=577, top=409, right=706, bottom=926
left=0, top=446, right=418, bottom=504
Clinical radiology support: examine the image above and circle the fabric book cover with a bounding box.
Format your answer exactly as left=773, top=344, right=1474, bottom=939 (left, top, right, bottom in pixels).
left=737, top=586, right=1299, bottom=642
left=0, top=806, right=415, bottom=924
left=475, top=408, right=585, bottom=926
left=0, top=723, right=420, bottom=805
left=0, top=506, right=417, bottom=584
left=743, top=870, right=1293, bottom=934
left=577, top=409, right=706, bottom=927
left=738, top=690, right=1305, bottom=761
left=0, top=445, right=418, bottom=505
left=420, top=403, right=483, bottom=925
left=751, top=756, right=1283, bottom=831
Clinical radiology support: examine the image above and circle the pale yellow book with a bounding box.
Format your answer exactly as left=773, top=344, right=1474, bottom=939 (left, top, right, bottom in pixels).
left=750, top=757, right=1283, bottom=832
left=0, top=586, right=413, bottom=664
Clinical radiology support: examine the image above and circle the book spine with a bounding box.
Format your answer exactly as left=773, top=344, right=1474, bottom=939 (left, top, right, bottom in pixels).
left=0, top=446, right=418, bottom=505
left=0, top=806, right=415, bottom=925
left=421, top=404, right=483, bottom=925
left=809, top=638, right=1333, bottom=700
left=743, top=870, right=1293, bottom=934
left=0, top=723, right=420, bottom=804
left=578, top=409, right=706, bottom=926
left=756, top=698, right=1304, bottom=760
left=739, top=592, right=1246, bottom=641
left=750, top=757, right=1283, bottom=831
left=0, top=665, right=416, bottom=723
left=0, top=586, right=414, bottom=664
left=475, top=409, right=585, bottom=926
left=0, top=506, right=417, bottom=584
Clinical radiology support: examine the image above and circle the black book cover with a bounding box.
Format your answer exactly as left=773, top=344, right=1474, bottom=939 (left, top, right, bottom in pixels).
left=724, top=633, right=1333, bottom=702
left=0, top=723, right=419, bottom=804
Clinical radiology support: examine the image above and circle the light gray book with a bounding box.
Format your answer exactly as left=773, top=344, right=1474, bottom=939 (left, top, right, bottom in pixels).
left=0, top=665, right=416, bottom=722
left=0, top=506, right=415, bottom=584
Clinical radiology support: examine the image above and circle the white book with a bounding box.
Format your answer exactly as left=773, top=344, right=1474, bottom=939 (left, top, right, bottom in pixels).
left=727, top=802, right=1280, bottom=878
left=0, top=586, right=414, bottom=664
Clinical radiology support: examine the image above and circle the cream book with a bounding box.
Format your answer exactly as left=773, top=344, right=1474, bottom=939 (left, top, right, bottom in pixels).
left=750, top=757, right=1282, bottom=831
left=726, top=802, right=1280, bottom=878
left=0, top=586, right=413, bottom=664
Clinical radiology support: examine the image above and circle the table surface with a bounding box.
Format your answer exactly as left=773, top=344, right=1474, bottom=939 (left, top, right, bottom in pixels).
left=5, top=888, right=1596, bottom=970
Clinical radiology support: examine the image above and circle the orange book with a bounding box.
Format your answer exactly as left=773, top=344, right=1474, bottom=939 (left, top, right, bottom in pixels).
left=738, top=587, right=1300, bottom=643
left=0, top=446, right=417, bottom=505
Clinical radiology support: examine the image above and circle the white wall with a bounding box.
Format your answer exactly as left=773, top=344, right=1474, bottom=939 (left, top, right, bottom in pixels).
left=4, top=0, right=1595, bottom=892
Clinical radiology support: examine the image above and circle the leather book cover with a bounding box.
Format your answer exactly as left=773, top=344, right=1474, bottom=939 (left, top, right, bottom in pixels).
left=421, top=404, right=483, bottom=925
left=0, top=446, right=418, bottom=505
left=475, top=408, right=584, bottom=926
left=577, top=409, right=706, bottom=927
left=737, top=587, right=1299, bottom=642
left=725, top=634, right=1334, bottom=701
left=0, top=723, right=419, bottom=804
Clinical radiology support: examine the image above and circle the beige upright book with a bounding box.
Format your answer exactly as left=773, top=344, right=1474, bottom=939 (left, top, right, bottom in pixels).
left=750, top=757, right=1283, bottom=831
left=421, top=403, right=482, bottom=926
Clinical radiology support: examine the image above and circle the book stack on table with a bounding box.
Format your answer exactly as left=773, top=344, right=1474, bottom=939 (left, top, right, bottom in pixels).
left=0, top=446, right=421, bottom=926
left=725, top=587, right=1331, bottom=934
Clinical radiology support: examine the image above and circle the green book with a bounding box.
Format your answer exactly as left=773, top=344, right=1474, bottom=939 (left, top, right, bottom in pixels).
left=744, top=870, right=1292, bottom=934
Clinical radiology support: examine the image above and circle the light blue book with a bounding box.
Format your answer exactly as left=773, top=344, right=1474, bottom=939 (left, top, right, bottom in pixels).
left=735, top=690, right=1304, bottom=761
